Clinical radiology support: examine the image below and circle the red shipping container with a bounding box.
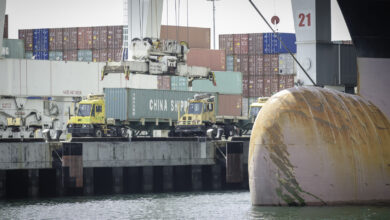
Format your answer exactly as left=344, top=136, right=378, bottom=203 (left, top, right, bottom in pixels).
left=218, top=94, right=242, bottom=116
left=114, top=48, right=123, bottom=61
left=240, top=34, right=249, bottom=54
left=160, top=25, right=211, bottom=49
left=286, top=74, right=295, bottom=88
left=271, top=54, right=279, bottom=75
left=114, top=26, right=123, bottom=49
left=248, top=55, right=256, bottom=76
left=249, top=75, right=256, bottom=97
left=255, top=76, right=264, bottom=97
left=49, top=28, right=64, bottom=50
left=263, top=54, right=272, bottom=75
left=242, top=76, right=249, bottom=98
left=264, top=75, right=271, bottom=97
left=107, top=26, right=115, bottom=49
left=279, top=74, right=286, bottom=91
left=248, top=33, right=263, bottom=55
left=240, top=54, right=249, bottom=76
left=255, top=55, right=264, bottom=76
left=92, top=49, right=108, bottom=62
left=271, top=75, right=279, bottom=95
left=187, top=49, right=226, bottom=71
left=78, top=27, right=93, bottom=50
left=92, top=26, right=108, bottom=49
left=233, top=34, right=241, bottom=55
left=63, top=50, right=78, bottom=61
left=219, top=34, right=234, bottom=55
left=19, top=29, right=33, bottom=51
left=157, top=76, right=171, bottom=90
left=107, top=48, right=115, bottom=62
left=63, top=28, right=78, bottom=50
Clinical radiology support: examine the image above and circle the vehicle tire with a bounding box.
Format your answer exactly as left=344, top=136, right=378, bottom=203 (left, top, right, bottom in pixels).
left=95, top=129, right=103, bottom=138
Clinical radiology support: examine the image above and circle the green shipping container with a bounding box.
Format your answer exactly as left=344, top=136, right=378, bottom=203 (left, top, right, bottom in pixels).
left=170, top=76, right=189, bottom=91
left=25, top=51, right=33, bottom=59
left=192, top=71, right=242, bottom=94
left=2, top=39, right=25, bottom=58
left=49, top=51, right=63, bottom=60
left=104, top=88, right=218, bottom=121
left=78, top=49, right=93, bottom=62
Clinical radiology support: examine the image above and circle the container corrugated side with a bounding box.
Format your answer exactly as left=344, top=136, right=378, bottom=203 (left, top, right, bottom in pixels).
left=63, top=50, right=78, bottom=61
left=192, top=71, right=242, bottom=94
left=19, top=29, right=34, bottom=51
left=33, top=29, right=49, bottom=52
left=2, top=39, right=25, bottom=58
left=263, top=33, right=296, bottom=54
left=187, top=48, right=225, bottom=71
left=78, top=50, right=93, bottom=62
left=218, top=94, right=242, bottom=116
left=170, top=76, right=188, bottom=91
left=160, top=25, right=210, bottom=49
left=92, top=49, right=108, bottom=62
left=240, top=34, right=249, bottom=54
left=49, top=51, right=63, bottom=60
left=279, top=53, right=295, bottom=75
left=242, top=76, right=249, bottom=97
left=49, top=28, right=63, bottom=51
left=233, top=34, right=241, bottom=54
left=104, top=88, right=213, bottom=121
left=63, top=28, right=78, bottom=50
left=78, top=27, right=93, bottom=50
left=255, top=76, right=264, bottom=97
left=226, top=55, right=234, bottom=71
left=242, top=97, right=249, bottom=117
left=157, top=76, right=171, bottom=90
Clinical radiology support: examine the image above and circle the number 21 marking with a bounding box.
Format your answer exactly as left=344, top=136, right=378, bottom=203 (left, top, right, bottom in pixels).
left=298, top=13, right=311, bottom=27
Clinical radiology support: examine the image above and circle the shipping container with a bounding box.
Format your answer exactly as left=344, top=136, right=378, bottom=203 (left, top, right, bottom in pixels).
left=255, top=55, right=263, bottom=76
left=233, top=34, right=241, bottom=54
left=32, top=51, right=49, bottom=60
left=248, top=55, right=256, bottom=76
left=92, top=26, right=108, bottom=49
left=242, top=98, right=249, bottom=117
left=218, top=94, right=242, bottom=116
left=271, top=75, right=279, bottom=95
left=170, top=76, right=188, bottom=91
left=226, top=55, right=234, bottom=71
left=25, top=51, right=33, bottom=59
left=286, top=74, right=295, bottom=88
left=248, top=33, right=263, bottom=55
left=240, top=34, right=249, bottom=54
left=240, top=54, right=249, bottom=76
left=187, top=48, right=225, bottom=71
left=242, top=76, right=249, bottom=97
left=249, top=75, right=256, bottom=97
left=264, top=75, right=271, bottom=97
left=2, top=39, right=25, bottom=58
left=114, top=48, right=124, bottom=61
left=19, top=29, right=33, bottom=51
left=77, top=27, right=93, bottom=50
left=63, top=49, right=78, bottom=61
left=263, top=33, right=296, bottom=54
left=157, top=76, right=171, bottom=90
left=219, top=34, right=233, bottom=55
left=63, top=28, right=78, bottom=50
left=233, top=55, right=240, bottom=72
left=92, top=49, right=107, bottom=62
left=255, top=76, right=264, bottom=97
left=278, top=53, right=296, bottom=74
left=263, top=54, right=271, bottom=75
left=160, top=25, right=210, bottom=49
left=78, top=50, right=93, bottom=62
left=49, top=51, right=63, bottom=61
left=49, top=28, right=63, bottom=51
left=107, top=26, right=123, bottom=49
left=279, top=74, right=286, bottom=91
left=271, top=54, right=279, bottom=74
left=33, top=29, right=49, bottom=53
left=3, top=14, right=8, bottom=38
left=192, top=71, right=242, bottom=94
left=104, top=88, right=207, bottom=121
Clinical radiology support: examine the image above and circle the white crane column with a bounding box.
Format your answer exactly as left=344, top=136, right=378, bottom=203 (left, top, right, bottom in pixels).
left=0, top=0, right=6, bottom=58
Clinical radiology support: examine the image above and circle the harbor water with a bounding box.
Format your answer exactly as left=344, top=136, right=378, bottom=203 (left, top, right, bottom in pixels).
left=1, top=191, right=390, bottom=219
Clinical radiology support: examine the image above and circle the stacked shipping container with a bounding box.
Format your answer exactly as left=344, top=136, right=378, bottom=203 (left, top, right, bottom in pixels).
left=219, top=32, right=297, bottom=115
left=19, top=25, right=124, bottom=62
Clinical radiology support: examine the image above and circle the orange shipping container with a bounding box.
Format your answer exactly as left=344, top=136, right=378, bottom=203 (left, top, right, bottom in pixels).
left=160, top=25, right=210, bottom=49
left=218, top=94, right=242, bottom=116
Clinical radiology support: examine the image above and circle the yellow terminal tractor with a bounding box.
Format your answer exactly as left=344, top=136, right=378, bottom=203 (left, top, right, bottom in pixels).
left=67, top=94, right=125, bottom=137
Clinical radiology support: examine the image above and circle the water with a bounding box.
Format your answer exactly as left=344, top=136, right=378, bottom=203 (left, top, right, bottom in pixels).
left=1, top=191, right=390, bottom=219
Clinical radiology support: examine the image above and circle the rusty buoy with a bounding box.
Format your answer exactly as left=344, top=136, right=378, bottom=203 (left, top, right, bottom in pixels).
left=249, top=87, right=390, bottom=206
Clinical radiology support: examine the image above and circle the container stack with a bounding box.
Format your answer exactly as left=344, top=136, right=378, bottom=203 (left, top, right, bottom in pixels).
left=219, top=32, right=297, bottom=115
left=19, top=25, right=124, bottom=62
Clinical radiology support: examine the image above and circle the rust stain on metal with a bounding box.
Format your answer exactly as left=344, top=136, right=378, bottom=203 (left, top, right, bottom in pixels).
left=249, top=87, right=390, bottom=206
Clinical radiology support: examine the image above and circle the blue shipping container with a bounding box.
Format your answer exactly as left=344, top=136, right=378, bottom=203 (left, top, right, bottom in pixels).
left=33, top=51, right=49, bottom=60
left=263, top=33, right=296, bottom=54
left=226, top=55, right=234, bottom=71
left=33, top=29, right=49, bottom=52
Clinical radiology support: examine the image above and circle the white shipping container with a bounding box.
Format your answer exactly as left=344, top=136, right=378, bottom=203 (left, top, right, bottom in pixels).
left=279, top=54, right=296, bottom=75
left=242, top=97, right=249, bottom=117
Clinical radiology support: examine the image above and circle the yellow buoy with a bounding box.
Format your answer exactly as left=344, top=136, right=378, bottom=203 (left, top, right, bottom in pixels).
left=249, top=87, right=390, bottom=206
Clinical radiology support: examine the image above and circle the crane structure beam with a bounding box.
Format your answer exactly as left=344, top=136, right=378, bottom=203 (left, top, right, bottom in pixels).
left=0, top=0, right=6, bottom=58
